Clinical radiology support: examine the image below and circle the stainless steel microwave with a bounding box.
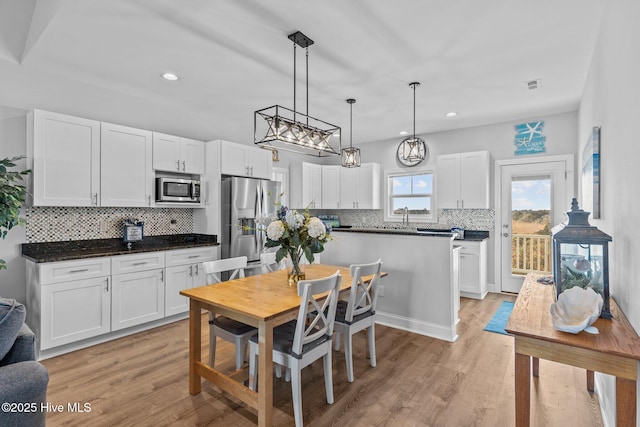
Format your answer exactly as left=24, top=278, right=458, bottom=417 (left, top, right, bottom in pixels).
left=155, top=177, right=201, bottom=203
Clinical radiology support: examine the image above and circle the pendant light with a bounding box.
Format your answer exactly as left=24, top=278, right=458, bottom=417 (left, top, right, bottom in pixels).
left=396, top=82, right=427, bottom=167
left=341, top=98, right=361, bottom=168
left=254, top=31, right=341, bottom=157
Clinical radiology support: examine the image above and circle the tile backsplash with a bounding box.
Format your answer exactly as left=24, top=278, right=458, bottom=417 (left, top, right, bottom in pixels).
left=314, top=208, right=495, bottom=231
left=25, top=207, right=194, bottom=243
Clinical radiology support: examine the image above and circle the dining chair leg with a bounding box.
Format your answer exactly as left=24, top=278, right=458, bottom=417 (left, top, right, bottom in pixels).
left=234, top=337, right=244, bottom=370
left=323, top=350, right=334, bottom=404
left=368, top=324, right=377, bottom=367
left=248, top=344, right=258, bottom=391
left=345, top=332, right=354, bottom=383
left=334, top=332, right=341, bottom=351
left=209, top=314, right=217, bottom=367
left=291, top=361, right=303, bottom=427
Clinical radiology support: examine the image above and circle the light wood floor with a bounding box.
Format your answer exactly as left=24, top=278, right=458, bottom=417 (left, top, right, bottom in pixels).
left=41, top=293, right=603, bottom=426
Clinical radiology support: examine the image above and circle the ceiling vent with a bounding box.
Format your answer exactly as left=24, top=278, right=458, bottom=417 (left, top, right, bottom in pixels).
left=526, top=79, right=542, bottom=90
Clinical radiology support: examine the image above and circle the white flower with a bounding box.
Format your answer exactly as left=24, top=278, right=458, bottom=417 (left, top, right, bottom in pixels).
left=285, top=210, right=304, bottom=230
left=307, top=217, right=326, bottom=238
left=266, top=220, right=285, bottom=240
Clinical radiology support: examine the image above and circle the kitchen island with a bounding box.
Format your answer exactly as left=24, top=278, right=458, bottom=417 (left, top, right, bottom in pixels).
left=321, top=228, right=477, bottom=342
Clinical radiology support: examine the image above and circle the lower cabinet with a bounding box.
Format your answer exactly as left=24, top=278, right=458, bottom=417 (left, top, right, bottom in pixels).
left=457, top=240, right=488, bottom=300
left=26, top=245, right=218, bottom=357
left=111, top=269, right=165, bottom=331
left=40, top=276, right=111, bottom=350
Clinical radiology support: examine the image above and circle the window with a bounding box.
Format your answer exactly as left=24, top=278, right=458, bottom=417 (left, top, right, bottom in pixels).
left=384, top=168, right=434, bottom=222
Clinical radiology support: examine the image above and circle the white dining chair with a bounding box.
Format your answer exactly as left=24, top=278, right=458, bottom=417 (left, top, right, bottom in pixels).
left=202, top=256, right=257, bottom=369
left=333, top=259, right=383, bottom=382
left=260, top=251, right=286, bottom=273
left=248, top=270, right=342, bottom=427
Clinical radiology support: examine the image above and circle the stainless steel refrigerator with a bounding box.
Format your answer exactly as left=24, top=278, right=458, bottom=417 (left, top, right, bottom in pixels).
left=221, top=176, right=281, bottom=263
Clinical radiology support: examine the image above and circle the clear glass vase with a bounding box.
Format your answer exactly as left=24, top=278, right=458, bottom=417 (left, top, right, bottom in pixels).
left=286, top=248, right=306, bottom=287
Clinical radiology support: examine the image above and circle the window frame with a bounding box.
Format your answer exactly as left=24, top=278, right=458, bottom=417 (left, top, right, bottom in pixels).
left=384, top=167, right=436, bottom=222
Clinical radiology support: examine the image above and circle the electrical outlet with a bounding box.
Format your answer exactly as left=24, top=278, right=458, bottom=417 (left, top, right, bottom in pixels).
left=99, top=220, right=108, bottom=233
left=378, top=285, right=384, bottom=297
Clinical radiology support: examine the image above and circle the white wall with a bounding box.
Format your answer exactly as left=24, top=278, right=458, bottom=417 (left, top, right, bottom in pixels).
left=0, top=112, right=28, bottom=302
left=578, top=0, right=640, bottom=424
left=329, top=111, right=578, bottom=286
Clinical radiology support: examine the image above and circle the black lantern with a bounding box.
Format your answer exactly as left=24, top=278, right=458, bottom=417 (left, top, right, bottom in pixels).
left=552, top=198, right=612, bottom=318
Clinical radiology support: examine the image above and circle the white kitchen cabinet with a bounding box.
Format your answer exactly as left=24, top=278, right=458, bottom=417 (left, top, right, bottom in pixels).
left=27, top=109, right=101, bottom=206
left=153, top=132, right=205, bottom=175
left=339, top=163, right=381, bottom=209
left=302, top=162, right=322, bottom=208
left=111, top=268, right=165, bottom=331
left=321, top=165, right=341, bottom=209
left=100, top=122, right=154, bottom=207
left=219, top=140, right=272, bottom=179
left=458, top=240, right=488, bottom=299
left=27, top=257, right=112, bottom=350
left=437, top=151, right=489, bottom=209
left=164, top=247, right=217, bottom=316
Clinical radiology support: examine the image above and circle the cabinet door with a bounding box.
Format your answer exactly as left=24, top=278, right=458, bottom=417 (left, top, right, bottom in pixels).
left=436, top=154, right=461, bottom=209
left=321, top=166, right=341, bottom=209
left=111, top=269, right=165, bottom=331
left=357, top=163, right=380, bottom=209
left=459, top=252, right=480, bottom=294
left=339, top=167, right=358, bottom=209
left=302, top=163, right=322, bottom=209
left=459, top=151, right=489, bottom=208
left=40, top=276, right=111, bottom=350
left=152, top=132, right=181, bottom=173
left=165, top=264, right=191, bottom=316
left=101, top=123, right=153, bottom=207
left=181, top=138, right=205, bottom=175
left=30, top=110, right=101, bottom=206
left=247, top=146, right=272, bottom=179
left=220, top=141, right=249, bottom=176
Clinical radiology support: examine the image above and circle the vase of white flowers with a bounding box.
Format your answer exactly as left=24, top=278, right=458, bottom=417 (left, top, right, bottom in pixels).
left=264, top=205, right=332, bottom=286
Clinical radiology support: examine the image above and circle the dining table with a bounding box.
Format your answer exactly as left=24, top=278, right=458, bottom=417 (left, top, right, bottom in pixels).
left=180, top=263, right=385, bottom=427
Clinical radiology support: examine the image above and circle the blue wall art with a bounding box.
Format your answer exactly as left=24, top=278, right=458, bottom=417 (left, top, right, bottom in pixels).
left=514, top=121, right=546, bottom=155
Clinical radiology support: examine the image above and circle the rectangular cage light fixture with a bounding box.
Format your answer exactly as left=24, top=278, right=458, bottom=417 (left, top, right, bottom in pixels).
left=255, top=105, right=341, bottom=157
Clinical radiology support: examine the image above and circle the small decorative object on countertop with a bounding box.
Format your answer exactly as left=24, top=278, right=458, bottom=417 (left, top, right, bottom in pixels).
left=552, top=198, right=612, bottom=318
left=123, top=219, right=144, bottom=243
left=550, top=286, right=603, bottom=334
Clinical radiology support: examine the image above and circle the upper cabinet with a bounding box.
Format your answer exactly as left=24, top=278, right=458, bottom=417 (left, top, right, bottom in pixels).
left=340, top=163, right=381, bottom=209
left=101, top=123, right=154, bottom=207
left=219, top=140, right=272, bottom=179
left=152, top=132, right=205, bottom=175
left=437, top=151, right=490, bottom=209
left=28, top=110, right=101, bottom=207
left=321, top=165, right=341, bottom=209
left=289, top=162, right=322, bottom=209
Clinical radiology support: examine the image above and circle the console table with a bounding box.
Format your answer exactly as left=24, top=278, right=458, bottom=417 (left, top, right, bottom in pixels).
left=506, top=273, right=640, bottom=426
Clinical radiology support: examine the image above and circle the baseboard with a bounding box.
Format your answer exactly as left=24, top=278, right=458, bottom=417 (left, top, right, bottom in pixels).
left=375, top=311, right=458, bottom=342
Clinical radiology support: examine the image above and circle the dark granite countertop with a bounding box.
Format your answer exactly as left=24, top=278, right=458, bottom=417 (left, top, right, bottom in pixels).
left=331, top=227, right=489, bottom=241
left=22, top=234, right=219, bottom=263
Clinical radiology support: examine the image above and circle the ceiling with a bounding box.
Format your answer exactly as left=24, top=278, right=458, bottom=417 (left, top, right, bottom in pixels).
left=0, top=0, right=604, bottom=147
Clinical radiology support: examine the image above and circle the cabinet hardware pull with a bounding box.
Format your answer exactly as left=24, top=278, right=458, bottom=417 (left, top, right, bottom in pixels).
left=461, top=200, right=464, bottom=208
left=160, top=270, right=164, bottom=282
left=93, top=193, right=98, bottom=206
left=195, top=264, right=199, bottom=275
left=182, top=160, right=186, bottom=171
left=188, top=255, right=199, bottom=259
left=250, top=166, right=254, bottom=176
left=70, top=268, right=89, bottom=273
left=132, top=262, right=148, bottom=266
left=176, top=160, right=180, bottom=171
left=189, top=265, right=193, bottom=277
left=148, top=195, right=151, bottom=206
left=105, top=277, right=109, bottom=292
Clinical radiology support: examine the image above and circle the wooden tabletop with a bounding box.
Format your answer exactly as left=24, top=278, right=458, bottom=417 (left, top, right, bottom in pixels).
left=505, top=273, right=640, bottom=361
left=181, top=264, right=369, bottom=322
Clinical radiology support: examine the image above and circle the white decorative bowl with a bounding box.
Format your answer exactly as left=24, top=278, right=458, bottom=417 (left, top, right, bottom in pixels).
left=550, top=286, right=603, bottom=334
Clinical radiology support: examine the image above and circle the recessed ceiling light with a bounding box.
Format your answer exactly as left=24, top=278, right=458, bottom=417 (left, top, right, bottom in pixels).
left=162, top=72, right=179, bottom=81
left=445, top=112, right=457, bottom=117
left=399, top=131, right=409, bottom=136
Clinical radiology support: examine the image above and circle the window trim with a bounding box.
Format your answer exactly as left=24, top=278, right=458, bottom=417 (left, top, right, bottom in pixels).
left=384, top=167, right=436, bottom=222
